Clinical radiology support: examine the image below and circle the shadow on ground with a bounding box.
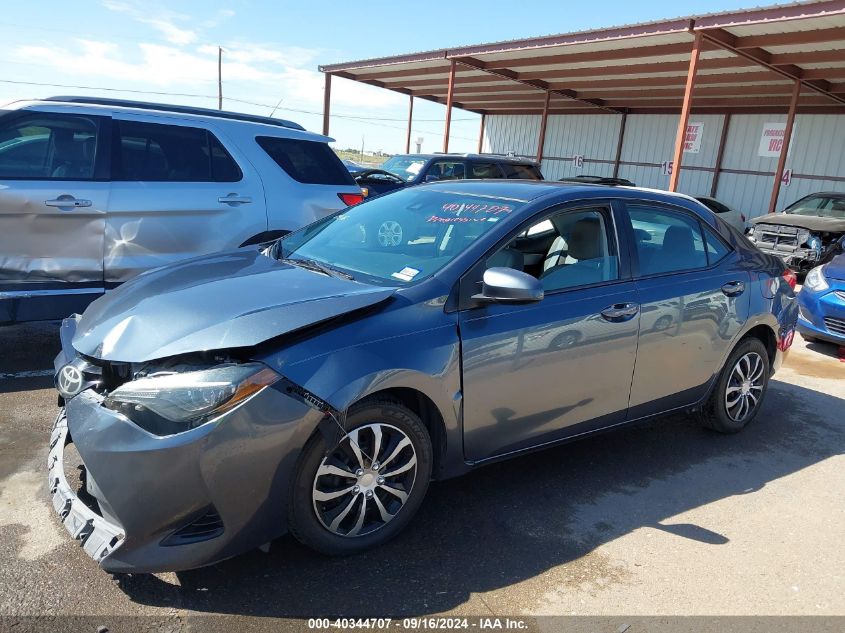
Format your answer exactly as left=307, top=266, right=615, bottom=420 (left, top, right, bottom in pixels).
left=115, top=379, right=844, bottom=618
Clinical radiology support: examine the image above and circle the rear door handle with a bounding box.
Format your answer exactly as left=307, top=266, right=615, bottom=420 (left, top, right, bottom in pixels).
left=600, top=302, right=640, bottom=322
left=218, top=194, right=252, bottom=205
left=45, top=197, right=91, bottom=208
left=721, top=280, right=745, bottom=297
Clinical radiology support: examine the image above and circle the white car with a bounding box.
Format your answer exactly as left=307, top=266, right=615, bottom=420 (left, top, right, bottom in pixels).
left=695, top=196, right=747, bottom=233
left=0, top=96, right=364, bottom=322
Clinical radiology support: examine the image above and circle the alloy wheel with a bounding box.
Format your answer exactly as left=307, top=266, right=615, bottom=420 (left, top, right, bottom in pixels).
left=724, top=352, right=765, bottom=422
left=312, top=423, right=417, bottom=538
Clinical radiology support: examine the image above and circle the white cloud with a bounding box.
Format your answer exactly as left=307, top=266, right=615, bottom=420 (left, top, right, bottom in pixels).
left=102, top=0, right=197, bottom=46
left=139, top=17, right=197, bottom=45
left=10, top=38, right=403, bottom=111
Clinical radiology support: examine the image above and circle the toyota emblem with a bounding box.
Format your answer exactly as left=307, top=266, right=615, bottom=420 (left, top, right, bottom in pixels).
left=58, top=364, right=84, bottom=398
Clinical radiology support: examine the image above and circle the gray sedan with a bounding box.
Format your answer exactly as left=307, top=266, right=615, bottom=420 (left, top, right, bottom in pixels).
left=50, top=181, right=798, bottom=572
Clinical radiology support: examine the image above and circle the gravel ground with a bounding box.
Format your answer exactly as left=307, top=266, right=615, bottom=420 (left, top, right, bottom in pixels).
left=0, top=321, right=842, bottom=632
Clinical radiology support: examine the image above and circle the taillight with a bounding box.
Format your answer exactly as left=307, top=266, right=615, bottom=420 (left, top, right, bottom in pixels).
left=782, top=269, right=797, bottom=290
left=338, top=192, right=364, bottom=206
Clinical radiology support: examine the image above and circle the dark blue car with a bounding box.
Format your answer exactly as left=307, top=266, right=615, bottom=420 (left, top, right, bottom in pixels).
left=49, top=181, right=797, bottom=573
left=797, top=254, right=845, bottom=345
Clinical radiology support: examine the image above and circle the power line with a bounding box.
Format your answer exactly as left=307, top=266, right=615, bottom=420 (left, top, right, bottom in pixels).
left=0, top=78, right=478, bottom=125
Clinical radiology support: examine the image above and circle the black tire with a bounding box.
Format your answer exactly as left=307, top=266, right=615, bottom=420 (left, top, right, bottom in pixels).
left=697, top=337, right=770, bottom=433
left=289, top=398, right=432, bottom=555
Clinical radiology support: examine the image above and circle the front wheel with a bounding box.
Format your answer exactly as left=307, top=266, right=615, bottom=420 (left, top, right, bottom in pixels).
left=289, top=398, right=432, bottom=555
left=697, top=337, right=770, bottom=433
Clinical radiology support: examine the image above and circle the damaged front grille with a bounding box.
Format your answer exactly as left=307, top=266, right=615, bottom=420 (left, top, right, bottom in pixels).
left=161, top=508, right=224, bottom=546
left=755, top=223, right=800, bottom=251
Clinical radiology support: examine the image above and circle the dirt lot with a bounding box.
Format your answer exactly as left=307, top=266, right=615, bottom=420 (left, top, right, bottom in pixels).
left=0, top=320, right=842, bottom=630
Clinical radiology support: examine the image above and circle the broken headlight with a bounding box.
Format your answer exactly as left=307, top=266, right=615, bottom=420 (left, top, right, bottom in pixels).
left=103, top=363, right=279, bottom=436
left=796, top=228, right=811, bottom=246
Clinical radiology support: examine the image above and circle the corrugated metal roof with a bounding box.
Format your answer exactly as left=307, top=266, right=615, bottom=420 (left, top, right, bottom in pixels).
left=321, top=0, right=845, bottom=116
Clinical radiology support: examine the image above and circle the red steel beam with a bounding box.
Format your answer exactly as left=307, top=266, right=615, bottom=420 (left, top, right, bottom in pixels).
left=405, top=95, right=414, bottom=154
left=699, top=28, right=845, bottom=106
left=544, top=71, right=780, bottom=91
left=443, top=59, right=457, bottom=152
left=768, top=81, right=802, bottom=214
left=537, top=91, right=551, bottom=162
left=669, top=31, right=703, bottom=192
left=478, top=114, right=486, bottom=153
left=710, top=113, right=732, bottom=197
left=452, top=55, right=620, bottom=113
left=322, top=72, right=331, bottom=136
left=481, top=41, right=715, bottom=69
left=613, top=111, right=628, bottom=178
left=730, top=26, right=845, bottom=49
left=518, top=56, right=753, bottom=81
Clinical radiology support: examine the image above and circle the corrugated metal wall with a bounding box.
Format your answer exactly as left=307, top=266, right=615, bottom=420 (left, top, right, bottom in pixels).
left=540, top=114, right=621, bottom=180
left=483, top=111, right=845, bottom=219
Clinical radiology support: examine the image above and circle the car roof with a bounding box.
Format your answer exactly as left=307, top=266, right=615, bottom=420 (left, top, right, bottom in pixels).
left=388, top=153, right=538, bottom=165
left=421, top=179, right=706, bottom=209
left=3, top=97, right=332, bottom=143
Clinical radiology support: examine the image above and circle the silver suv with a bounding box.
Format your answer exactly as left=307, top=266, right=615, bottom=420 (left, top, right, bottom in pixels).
left=0, top=96, right=363, bottom=323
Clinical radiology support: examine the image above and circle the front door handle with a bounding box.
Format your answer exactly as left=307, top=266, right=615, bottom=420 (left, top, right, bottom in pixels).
left=218, top=193, right=252, bottom=205
left=45, top=197, right=91, bottom=208
left=721, top=280, right=745, bottom=297
left=600, top=302, right=640, bottom=322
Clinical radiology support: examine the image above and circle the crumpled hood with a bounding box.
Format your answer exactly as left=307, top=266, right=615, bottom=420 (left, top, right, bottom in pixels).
left=825, top=254, right=845, bottom=281
left=73, top=249, right=396, bottom=362
left=752, top=213, right=845, bottom=232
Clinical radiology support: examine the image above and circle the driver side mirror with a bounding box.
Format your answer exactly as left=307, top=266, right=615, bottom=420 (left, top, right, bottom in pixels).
left=472, top=267, right=544, bottom=304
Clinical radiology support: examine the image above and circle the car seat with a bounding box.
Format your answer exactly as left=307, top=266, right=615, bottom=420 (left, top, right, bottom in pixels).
left=540, top=217, right=609, bottom=288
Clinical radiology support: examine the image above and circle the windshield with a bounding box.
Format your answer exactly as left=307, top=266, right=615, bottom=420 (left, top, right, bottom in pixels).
left=381, top=156, right=428, bottom=181
left=784, top=195, right=845, bottom=218
left=279, top=188, right=524, bottom=285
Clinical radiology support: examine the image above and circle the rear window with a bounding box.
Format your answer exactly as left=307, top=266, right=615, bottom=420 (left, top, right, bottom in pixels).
left=256, top=136, right=354, bottom=185
left=501, top=163, right=542, bottom=180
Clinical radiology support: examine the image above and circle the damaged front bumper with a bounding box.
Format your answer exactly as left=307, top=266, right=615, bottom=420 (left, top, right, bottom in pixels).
left=48, top=410, right=125, bottom=563
left=47, top=381, right=325, bottom=573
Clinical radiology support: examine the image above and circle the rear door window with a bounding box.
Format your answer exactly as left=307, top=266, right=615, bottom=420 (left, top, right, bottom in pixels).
left=501, top=163, right=542, bottom=180
left=627, top=205, right=708, bottom=276
left=113, top=120, right=241, bottom=182
left=256, top=136, right=354, bottom=185
left=0, top=112, right=100, bottom=180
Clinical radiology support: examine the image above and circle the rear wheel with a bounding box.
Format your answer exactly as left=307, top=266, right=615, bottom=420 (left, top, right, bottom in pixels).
left=289, top=398, right=432, bottom=555
left=697, top=337, right=770, bottom=433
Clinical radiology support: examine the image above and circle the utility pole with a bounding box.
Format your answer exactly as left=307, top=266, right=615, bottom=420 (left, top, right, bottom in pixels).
left=360, top=135, right=365, bottom=164
left=217, top=46, right=223, bottom=110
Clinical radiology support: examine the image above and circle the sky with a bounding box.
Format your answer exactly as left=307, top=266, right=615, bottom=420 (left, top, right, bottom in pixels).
left=0, top=0, right=761, bottom=154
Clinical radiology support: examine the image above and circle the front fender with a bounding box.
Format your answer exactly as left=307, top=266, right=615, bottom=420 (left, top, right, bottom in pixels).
left=261, top=318, right=466, bottom=478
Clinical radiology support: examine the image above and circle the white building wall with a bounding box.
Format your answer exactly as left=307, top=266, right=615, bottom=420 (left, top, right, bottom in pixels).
left=483, top=111, right=845, bottom=220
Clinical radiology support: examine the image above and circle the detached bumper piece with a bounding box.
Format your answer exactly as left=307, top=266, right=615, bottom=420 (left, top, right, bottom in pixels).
left=47, top=411, right=125, bottom=564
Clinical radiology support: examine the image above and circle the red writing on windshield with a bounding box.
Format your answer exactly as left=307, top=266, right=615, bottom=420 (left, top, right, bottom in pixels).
left=440, top=203, right=513, bottom=214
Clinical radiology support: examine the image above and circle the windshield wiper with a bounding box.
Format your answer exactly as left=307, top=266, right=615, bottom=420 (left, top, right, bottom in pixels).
left=282, top=257, right=354, bottom=280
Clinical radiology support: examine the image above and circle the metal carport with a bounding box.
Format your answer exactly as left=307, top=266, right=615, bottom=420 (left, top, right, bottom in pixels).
left=319, top=0, right=845, bottom=215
